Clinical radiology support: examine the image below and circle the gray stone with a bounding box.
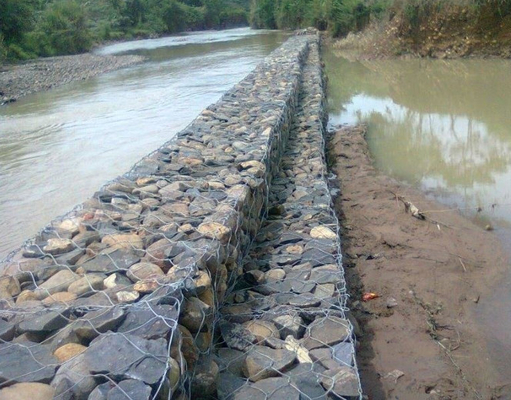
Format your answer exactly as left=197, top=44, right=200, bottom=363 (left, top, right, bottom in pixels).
left=0, top=342, right=57, bottom=384
left=85, top=333, right=167, bottom=385
left=288, top=293, right=321, bottom=308
left=309, top=265, right=342, bottom=284
left=0, top=318, right=15, bottom=341
left=282, top=363, right=327, bottom=400
left=68, top=274, right=105, bottom=296
left=126, top=262, right=163, bottom=282
left=18, top=308, right=70, bottom=334
left=117, top=304, right=178, bottom=339
left=88, top=381, right=112, bottom=400
left=107, top=379, right=151, bottom=400
left=332, top=342, right=355, bottom=367
left=242, top=346, right=296, bottom=382
left=219, top=321, right=256, bottom=351
left=217, top=373, right=246, bottom=400
left=233, top=377, right=300, bottom=400
left=55, top=248, right=86, bottom=266
left=35, top=270, right=80, bottom=298
left=73, top=307, right=127, bottom=340
left=216, top=348, right=246, bottom=376
left=79, top=250, right=140, bottom=274
left=320, top=366, right=360, bottom=399
left=272, top=315, right=305, bottom=339
left=179, top=297, right=212, bottom=333
left=191, top=357, right=219, bottom=398
left=51, top=352, right=96, bottom=400
left=303, top=317, right=351, bottom=350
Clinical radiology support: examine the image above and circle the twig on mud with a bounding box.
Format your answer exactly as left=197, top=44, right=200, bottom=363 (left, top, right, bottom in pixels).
left=411, top=290, right=482, bottom=400
left=458, top=257, right=468, bottom=273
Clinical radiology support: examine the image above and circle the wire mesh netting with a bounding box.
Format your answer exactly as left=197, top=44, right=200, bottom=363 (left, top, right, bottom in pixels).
left=0, top=31, right=362, bottom=400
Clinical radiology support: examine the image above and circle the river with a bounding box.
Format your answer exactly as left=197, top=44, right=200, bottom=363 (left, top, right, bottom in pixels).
left=324, top=47, right=511, bottom=384
left=0, top=28, right=286, bottom=258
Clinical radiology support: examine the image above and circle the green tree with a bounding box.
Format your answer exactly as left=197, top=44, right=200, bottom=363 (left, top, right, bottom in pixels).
left=30, top=0, right=92, bottom=56
left=0, top=0, right=36, bottom=44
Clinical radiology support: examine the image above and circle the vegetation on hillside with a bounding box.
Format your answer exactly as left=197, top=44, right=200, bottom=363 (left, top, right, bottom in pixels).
left=331, top=0, right=511, bottom=58
left=0, top=0, right=250, bottom=61
left=250, top=0, right=389, bottom=37
left=250, top=0, right=511, bottom=57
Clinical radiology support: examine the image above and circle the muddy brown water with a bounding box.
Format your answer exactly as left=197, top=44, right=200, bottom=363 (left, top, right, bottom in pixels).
left=0, top=28, right=287, bottom=258
left=324, top=47, right=511, bottom=384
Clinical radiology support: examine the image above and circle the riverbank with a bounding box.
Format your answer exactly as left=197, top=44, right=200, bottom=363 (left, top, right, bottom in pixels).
left=327, top=125, right=511, bottom=399
left=0, top=53, right=144, bottom=105
left=332, top=2, right=511, bottom=61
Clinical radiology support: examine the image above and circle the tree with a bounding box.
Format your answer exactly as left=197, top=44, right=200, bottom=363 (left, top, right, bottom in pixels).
left=0, top=0, right=36, bottom=44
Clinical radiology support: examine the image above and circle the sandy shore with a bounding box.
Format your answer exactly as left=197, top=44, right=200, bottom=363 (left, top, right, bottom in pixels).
left=0, top=53, right=145, bottom=105
left=327, top=125, right=511, bottom=399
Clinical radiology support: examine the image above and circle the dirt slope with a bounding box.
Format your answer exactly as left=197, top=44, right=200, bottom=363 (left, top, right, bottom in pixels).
left=327, top=125, right=511, bottom=399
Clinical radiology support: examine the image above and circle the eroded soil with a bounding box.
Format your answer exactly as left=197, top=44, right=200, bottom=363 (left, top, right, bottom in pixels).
left=327, top=125, right=511, bottom=400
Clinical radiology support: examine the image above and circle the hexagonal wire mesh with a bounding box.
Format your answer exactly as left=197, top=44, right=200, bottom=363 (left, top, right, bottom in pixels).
left=0, top=33, right=362, bottom=400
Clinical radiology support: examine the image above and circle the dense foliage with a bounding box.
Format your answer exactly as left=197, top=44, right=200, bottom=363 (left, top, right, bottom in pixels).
left=0, top=0, right=250, bottom=60
left=249, top=0, right=389, bottom=36
left=249, top=0, right=511, bottom=37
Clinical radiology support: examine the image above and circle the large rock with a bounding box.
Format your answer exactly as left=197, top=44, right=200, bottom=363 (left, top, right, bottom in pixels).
left=92, top=379, right=151, bottom=400
left=126, top=262, right=163, bottom=282
left=233, top=377, right=301, bottom=400
left=0, top=276, right=21, bottom=300
left=35, top=270, right=80, bottom=299
left=272, top=315, right=305, bottom=340
left=101, top=234, right=143, bottom=250
left=320, top=366, right=360, bottom=399
left=242, top=346, right=296, bottom=382
left=117, top=304, right=178, bottom=339
left=79, top=249, right=139, bottom=274
left=191, top=357, right=219, bottom=399
left=179, top=297, right=212, bottom=333
left=0, top=319, right=15, bottom=341
left=84, top=333, right=167, bottom=385
left=219, top=321, right=256, bottom=351
left=18, top=308, right=70, bottom=334
left=43, top=239, right=75, bottom=255
left=68, top=274, right=105, bottom=296
left=242, top=320, right=279, bottom=343
left=73, top=307, right=126, bottom=340
left=53, top=343, right=87, bottom=363
left=302, top=316, right=351, bottom=350
left=51, top=352, right=96, bottom=400
left=0, top=342, right=57, bottom=384
left=0, top=382, right=54, bottom=400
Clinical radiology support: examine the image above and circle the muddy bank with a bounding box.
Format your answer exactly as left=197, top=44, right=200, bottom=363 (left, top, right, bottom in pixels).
left=327, top=125, right=511, bottom=399
left=0, top=53, right=144, bottom=105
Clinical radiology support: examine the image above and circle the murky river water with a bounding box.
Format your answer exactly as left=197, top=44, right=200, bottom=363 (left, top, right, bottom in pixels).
left=324, top=48, right=511, bottom=380
left=0, top=28, right=286, bottom=258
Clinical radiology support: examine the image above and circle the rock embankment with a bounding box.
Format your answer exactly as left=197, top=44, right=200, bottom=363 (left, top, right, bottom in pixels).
left=0, top=53, right=144, bottom=105
left=0, top=32, right=360, bottom=399
left=213, top=40, right=360, bottom=399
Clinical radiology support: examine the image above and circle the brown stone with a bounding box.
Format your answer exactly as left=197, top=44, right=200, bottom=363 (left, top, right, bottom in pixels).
left=101, top=234, right=143, bottom=250
left=0, top=383, right=54, bottom=400
left=42, top=292, right=77, bottom=305
left=242, top=320, right=280, bottom=343
left=53, top=343, right=87, bottom=363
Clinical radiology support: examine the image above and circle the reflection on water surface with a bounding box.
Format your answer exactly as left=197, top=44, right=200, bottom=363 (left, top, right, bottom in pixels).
left=324, top=47, right=511, bottom=380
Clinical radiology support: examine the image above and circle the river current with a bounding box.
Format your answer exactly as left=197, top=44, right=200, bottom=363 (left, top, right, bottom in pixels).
left=0, top=28, right=286, bottom=258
